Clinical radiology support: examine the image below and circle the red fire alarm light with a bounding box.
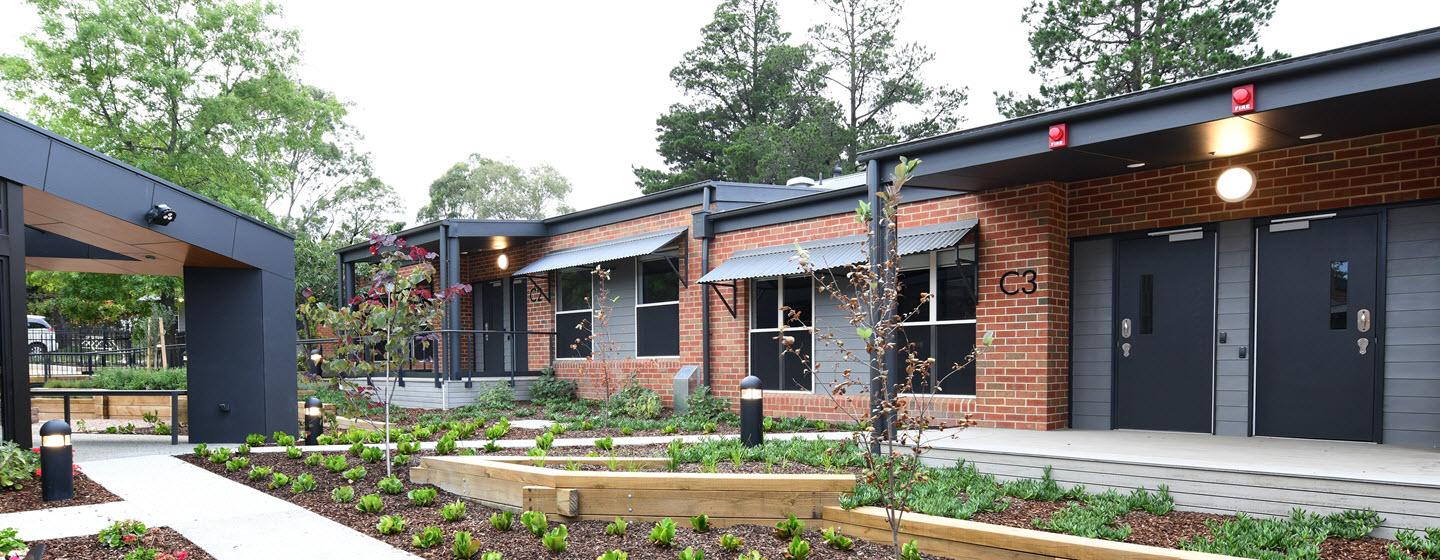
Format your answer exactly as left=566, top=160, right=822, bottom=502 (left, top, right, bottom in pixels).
left=1231, top=84, right=1255, bottom=114
left=1048, top=123, right=1067, bottom=149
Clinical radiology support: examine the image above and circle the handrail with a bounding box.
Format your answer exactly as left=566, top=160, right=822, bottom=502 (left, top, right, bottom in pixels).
left=31, top=388, right=186, bottom=445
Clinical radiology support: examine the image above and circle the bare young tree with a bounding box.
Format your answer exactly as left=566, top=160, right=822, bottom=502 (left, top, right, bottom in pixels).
left=785, top=157, right=994, bottom=553
left=564, top=265, right=623, bottom=403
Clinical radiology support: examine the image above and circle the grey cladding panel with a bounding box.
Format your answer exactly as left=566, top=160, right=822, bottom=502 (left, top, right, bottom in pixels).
left=1215, top=220, right=1253, bottom=437
left=44, top=143, right=153, bottom=221
left=150, top=183, right=238, bottom=259
left=1384, top=204, right=1440, bottom=448
left=1071, top=238, right=1112, bottom=430
left=813, top=280, right=866, bottom=395
left=0, top=118, right=50, bottom=187
left=592, top=259, right=636, bottom=359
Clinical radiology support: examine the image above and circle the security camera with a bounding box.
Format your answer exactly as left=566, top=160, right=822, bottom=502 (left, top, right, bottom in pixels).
left=145, top=204, right=177, bottom=226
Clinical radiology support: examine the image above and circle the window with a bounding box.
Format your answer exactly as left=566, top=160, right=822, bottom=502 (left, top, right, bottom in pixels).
left=554, top=268, right=592, bottom=359
left=637, top=257, right=680, bottom=357
left=748, top=276, right=813, bottom=391
left=896, top=247, right=979, bottom=396
left=1329, top=260, right=1349, bottom=330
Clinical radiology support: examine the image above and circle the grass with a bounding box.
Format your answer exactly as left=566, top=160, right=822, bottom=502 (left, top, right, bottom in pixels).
left=42, top=367, right=186, bottom=390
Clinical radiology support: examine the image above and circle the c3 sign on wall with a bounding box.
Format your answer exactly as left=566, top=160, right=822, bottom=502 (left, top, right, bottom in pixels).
left=999, top=269, right=1039, bottom=296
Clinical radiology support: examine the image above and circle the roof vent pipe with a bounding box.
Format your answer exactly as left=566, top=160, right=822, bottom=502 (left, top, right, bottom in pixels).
left=785, top=176, right=817, bottom=187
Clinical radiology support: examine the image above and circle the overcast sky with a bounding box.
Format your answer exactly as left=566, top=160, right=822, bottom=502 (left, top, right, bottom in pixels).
left=2, top=1, right=1438, bottom=227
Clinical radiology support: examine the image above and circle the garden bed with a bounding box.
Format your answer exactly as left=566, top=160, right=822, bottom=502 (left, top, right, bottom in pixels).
left=0, top=471, right=120, bottom=514
left=34, top=526, right=213, bottom=560
left=179, top=446, right=939, bottom=559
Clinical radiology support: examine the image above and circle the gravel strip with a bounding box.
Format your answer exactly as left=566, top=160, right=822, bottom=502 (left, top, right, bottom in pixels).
left=36, top=526, right=215, bottom=560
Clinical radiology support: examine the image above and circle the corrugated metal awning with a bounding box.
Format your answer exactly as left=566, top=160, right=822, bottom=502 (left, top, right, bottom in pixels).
left=514, top=226, right=688, bottom=276
left=698, top=220, right=977, bottom=284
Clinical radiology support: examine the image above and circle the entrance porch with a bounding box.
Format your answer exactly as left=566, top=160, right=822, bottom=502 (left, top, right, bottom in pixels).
left=919, top=427, right=1440, bottom=536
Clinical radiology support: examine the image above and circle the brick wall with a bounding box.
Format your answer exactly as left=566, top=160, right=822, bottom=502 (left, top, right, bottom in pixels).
left=457, top=207, right=702, bottom=405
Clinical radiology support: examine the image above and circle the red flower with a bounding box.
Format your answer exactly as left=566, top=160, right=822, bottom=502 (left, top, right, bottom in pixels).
left=30, top=447, right=38, bottom=454
left=369, top=245, right=378, bottom=255
left=396, top=238, right=407, bottom=247
left=32, top=468, right=39, bottom=478
left=177, top=551, right=188, bottom=560
left=122, top=534, right=136, bottom=544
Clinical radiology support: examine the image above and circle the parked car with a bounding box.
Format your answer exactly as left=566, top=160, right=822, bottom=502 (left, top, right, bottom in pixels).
left=27, top=315, right=56, bottom=354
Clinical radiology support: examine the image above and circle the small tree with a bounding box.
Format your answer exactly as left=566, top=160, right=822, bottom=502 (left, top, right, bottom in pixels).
left=564, top=266, right=623, bottom=403
left=301, top=233, right=470, bottom=476
left=788, top=157, right=993, bottom=553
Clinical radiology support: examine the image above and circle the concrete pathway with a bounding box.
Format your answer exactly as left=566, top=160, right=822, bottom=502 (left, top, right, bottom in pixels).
left=0, top=455, right=417, bottom=559
left=246, top=430, right=856, bottom=454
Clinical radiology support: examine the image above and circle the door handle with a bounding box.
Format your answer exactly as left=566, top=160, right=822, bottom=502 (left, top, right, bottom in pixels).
left=1357, top=338, right=1370, bottom=356
left=1121, top=318, right=1132, bottom=338
left=1357, top=309, right=1371, bottom=333
left=1120, top=342, right=1132, bottom=357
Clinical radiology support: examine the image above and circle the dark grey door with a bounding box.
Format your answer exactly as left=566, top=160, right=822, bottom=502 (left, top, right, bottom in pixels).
left=1255, top=214, right=1380, bottom=441
left=1114, top=231, right=1215, bottom=433
left=479, top=280, right=505, bottom=375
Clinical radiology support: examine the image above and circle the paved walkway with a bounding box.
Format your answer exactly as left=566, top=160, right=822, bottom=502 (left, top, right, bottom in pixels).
left=0, top=455, right=417, bottom=559
left=246, top=430, right=856, bottom=454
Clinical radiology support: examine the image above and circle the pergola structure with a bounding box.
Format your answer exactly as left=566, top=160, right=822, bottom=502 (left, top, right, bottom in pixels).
left=0, top=112, right=297, bottom=446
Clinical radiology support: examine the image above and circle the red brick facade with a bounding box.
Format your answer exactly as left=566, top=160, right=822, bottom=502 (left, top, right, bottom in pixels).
left=451, top=124, right=1440, bottom=430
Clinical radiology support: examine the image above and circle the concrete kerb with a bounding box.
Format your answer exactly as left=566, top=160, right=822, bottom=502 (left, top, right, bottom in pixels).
left=242, top=431, right=858, bottom=454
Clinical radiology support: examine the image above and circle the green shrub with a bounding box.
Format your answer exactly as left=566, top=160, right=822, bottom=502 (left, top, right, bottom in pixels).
left=98, top=519, right=147, bottom=549
left=774, top=514, right=803, bottom=539
left=274, top=433, right=296, bottom=447
left=786, top=537, right=810, bottom=560
left=378, top=475, right=404, bottom=495
left=392, top=453, right=411, bottom=467
left=900, top=540, right=923, bottom=560
left=604, top=517, right=627, bottom=536
left=452, top=531, right=481, bottom=559
left=356, top=493, right=385, bottom=514
left=191, top=443, right=208, bottom=458
left=342, top=466, right=367, bottom=483
left=324, top=454, right=349, bottom=473
left=476, top=384, right=514, bottom=410
left=689, top=514, right=710, bottom=533
left=718, top=533, right=742, bottom=551
left=1179, top=512, right=1326, bottom=558
left=377, top=514, right=406, bottom=535
left=408, top=487, right=438, bottom=506
left=677, top=546, right=704, bottom=560
left=412, top=526, right=444, bottom=549
left=349, top=441, right=366, bottom=457
left=440, top=500, right=467, bottom=522
left=316, top=434, right=335, bottom=445
left=207, top=447, right=230, bottom=464
left=596, top=551, right=627, bottom=560
left=245, top=433, right=266, bottom=446
left=484, top=418, right=511, bottom=440
left=267, top=472, right=290, bottom=490
left=1032, top=490, right=1133, bottom=541
left=436, top=435, right=458, bottom=456
left=361, top=446, right=384, bottom=463
left=541, top=525, right=568, bottom=553
left=246, top=466, right=272, bottom=482
left=480, top=552, right=502, bottom=560
left=490, top=511, right=513, bottom=531
left=520, top=510, right=548, bottom=537
left=1390, top=528, right=1440, bottom=558
left=534, top=432, right=554, bottom=450
left=332, top=486, right=355, bottom=503
left=820, top=527, right=853, bottom=551
left=290, top=472, right=318, bottom=493
left=223, top=457, right=249, bottom=472
left=1325, top=509, right=1383, bottom=540
left=303, top=453, right=323, bottom=467
left=235, top=443, right=251, bottom=456
left=684, top=386, right=731, bottom=421
left=529, top=369, right=576, bottom=403
left=0, top=528, right=26, bottom=557
left=284, top=446, right=302, bottom=459
left=648, top=518, right=677, bottom=547
left=607, top=384, right=661, bottom=419
left=595, top=436, right=614, bottom=451
left=44, top=368, right=185, bottom=390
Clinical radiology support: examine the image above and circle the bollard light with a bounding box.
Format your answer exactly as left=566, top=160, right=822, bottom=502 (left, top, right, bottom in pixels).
left=308, top=350, right=323, bottom=377
left=304, top=397, right=323, bottom=446
left=739, top=375, right=763, bottom=447
left=38, top=420, right=73, bottom=502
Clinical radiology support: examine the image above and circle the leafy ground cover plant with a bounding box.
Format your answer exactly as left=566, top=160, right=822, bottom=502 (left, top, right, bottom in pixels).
left=332, top=486, right=355, bottom=503
left=597, top=551, right=627, bottom=560
left=266, top=472, right=290, bottom=490
left=324, top=454, right=349, bottom=473
left=677, top=546, right=704, bottom=560
left=1179, top=508, right=1385, bottom=558
left=377, top=515, right=406, bottom=535
left=408, top=487, right=438, bottom=506
left=98, top=519, right=147, bottom=549
left=690, top=514, right=710, bottom=533
left=362, top=446, right=385, bottom=463
left=412, top=525, right=444, bottom=549
left=246, top=466, right=272, bottom=482
left=1391, top=528, right=1440, bottom=559
left=244, top=434, right=265, bottom=447
left=441, top=501, right=467, bottom=522
left=604, top=517, right=627, bottom=536
left=290, top=473, right=318, bottom=494
left=519, top=510, right=548, bottom=537
left=649, top=517, right=677, bottom=547
left=452, top=531, right=481, bottom=559
left=0, top=443, right=38, bottom=491
left=342, top=466, right=367, bottom=483
left=718, top=533, right=742, bottom=551
left=377, top=475, right=404, bottom=495
left=774, top=514, right=804, bottom=539
left=356, top=494, right=384, bottom=514
left=541, top=525, right=568, bottom=553
left=786, top=535, right=811, bottom=559
left=489, top=511, right=513, bottom=531
left=303, top=453, right=323, bottom=467
left=821, top=527, right=854, bottom=551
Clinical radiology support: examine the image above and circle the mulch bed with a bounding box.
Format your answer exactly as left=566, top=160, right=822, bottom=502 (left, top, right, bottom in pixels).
left=0, top=471, right=120, bottom=514
left=180, top=452, right=937, bottom=559
left=37, top=526, right=215, bottom=560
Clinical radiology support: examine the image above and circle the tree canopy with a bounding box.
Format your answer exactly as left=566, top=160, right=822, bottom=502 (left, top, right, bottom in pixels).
left=416, top=155, right=574, bottom=222
left=996, top=0, right=1287, bottom=118
left=633, top=0, right=848, bottom=194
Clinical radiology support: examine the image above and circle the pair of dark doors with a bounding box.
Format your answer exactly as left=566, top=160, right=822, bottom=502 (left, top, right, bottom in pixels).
left=474, top=279, right=528, bottom=377
left=1111, top=214, right=1379, bottom=441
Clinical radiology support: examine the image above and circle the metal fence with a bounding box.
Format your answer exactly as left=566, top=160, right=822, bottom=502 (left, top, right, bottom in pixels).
left=298, top=328, right=557, bottom=389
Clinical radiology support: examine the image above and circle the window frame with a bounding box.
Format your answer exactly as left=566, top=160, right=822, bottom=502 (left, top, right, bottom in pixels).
left=553, top=267, right=593, bottom=360
left=635, top=254, right=682, bottom=358
left=897, top=245, right=979, bottom=397
left=747, top=275, right=815, bottom=392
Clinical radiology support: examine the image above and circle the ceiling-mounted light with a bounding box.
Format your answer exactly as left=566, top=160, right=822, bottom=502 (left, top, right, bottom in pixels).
left=1299, top=133, right=1323, bottom=140
left=144, top=204, right=177, bottom=226
left=1126, top=162, right=1146, bottom=169
left=497, top=253, right=509, bottom=270
left=1216, top=167, right=1256, bottom=203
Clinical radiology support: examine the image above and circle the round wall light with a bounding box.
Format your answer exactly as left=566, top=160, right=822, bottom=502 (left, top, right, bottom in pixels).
left=1216, top=167, right=1256, bottom=203
left=496, top=253, right=509, bottom=270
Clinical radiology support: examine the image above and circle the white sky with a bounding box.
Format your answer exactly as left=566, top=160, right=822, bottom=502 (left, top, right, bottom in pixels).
left=2, top=1, right=1438, bottom=227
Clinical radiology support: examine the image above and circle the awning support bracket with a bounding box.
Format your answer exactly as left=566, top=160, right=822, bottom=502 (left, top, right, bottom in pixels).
left=521, top=274, right=551, bottom=304
left=667, top=243, right=690, bottom=288
left=707, top=282, right=737, bottom=318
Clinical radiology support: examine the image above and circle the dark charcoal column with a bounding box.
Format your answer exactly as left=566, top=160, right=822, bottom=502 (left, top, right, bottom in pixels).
left=184, top=267, right=297, bottom=442
left=0, top=182, right=28, bottom=447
